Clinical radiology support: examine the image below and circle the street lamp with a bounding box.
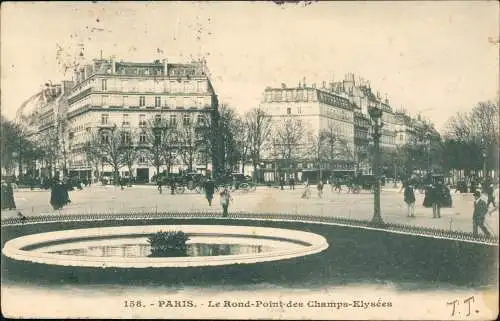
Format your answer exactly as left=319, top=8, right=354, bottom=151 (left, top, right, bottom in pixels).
left=368, top=105, right=384, bottom=226
left=480, top=137, right=487, bottom=180
left=425, top=132, right=432, bottom=175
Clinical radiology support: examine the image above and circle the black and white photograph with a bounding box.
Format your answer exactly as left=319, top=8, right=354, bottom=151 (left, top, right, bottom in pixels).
left=1, top=1, right=499, bottom=319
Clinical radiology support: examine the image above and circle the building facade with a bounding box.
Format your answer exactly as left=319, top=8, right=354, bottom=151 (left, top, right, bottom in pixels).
left=259, top=83, right=355, bottom=182
left=65, top=58, right=218, bottom=182
left=258, top=72, right=441, bottom=182
left=14, top=81, right=74, bottom=180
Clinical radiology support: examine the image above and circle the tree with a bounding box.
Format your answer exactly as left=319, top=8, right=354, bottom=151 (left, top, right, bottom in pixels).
left=232, top=116, right=251, bottom=174
left=1, top=117, right=23, bottom=175
left=84, top=131, right=103, bottom=182
left=143, top=117, right=180, bottom=176
left=245, top=108, right=272, bottom=181
left=176, top=119, right=204, bottom=172
left=444, top=100, right=499, bottom=178
left=274, top=116, right=306, bottom=176
left=199, top=104, right=240, bottom=177
left=98, top=125, right=126, bottom=184
left=119, top=129, right=139, bottom=183
left=307, top=131, right=327, bottom=180
left=37, top=128, right=60, bottom=178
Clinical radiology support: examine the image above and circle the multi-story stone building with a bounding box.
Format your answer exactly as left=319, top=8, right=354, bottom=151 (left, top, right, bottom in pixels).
left=259, top=72, right=441, bottom=182
left=14, top=81, right=74, bottom=179
left=259, top=82, right=355, bottom=182
left=65, top=58, right=219, bottom=182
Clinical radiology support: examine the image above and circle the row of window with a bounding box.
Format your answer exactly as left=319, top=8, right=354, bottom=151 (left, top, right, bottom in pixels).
left=265, top=89, right=317, bottom=103
left=101, top=113, right=205, bottom=126
left=100, top=79, right=207, bottom=93
left=98, top=95, right=208, bottom=108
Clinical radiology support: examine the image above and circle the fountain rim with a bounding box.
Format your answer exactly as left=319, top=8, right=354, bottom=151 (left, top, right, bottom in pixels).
left=2, top=225, right=329, bottom=268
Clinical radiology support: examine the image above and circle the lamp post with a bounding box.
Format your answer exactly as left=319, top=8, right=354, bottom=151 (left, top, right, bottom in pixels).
left=425, top=132, right=432, bottom=175
left=369, top=105, right=384, bottom=226
left=481, top=138, right=487, bottom=180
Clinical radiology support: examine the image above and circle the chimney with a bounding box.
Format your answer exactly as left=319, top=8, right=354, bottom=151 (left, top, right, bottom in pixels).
left=303, top=77, right=306, bottom=88
left=322, top=81, right=326, bottom=88
left=281, top=83, right=286, bottom=89
left=312, top=83, right=316, bottom=89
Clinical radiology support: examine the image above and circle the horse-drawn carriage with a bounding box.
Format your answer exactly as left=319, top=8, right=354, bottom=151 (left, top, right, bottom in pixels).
left=215, top=173, right=256, bottom=192
left=156, top=172, right=205, bottom=194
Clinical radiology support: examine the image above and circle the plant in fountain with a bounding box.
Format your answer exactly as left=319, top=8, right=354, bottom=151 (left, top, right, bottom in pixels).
left=148, top=231, right=190, bottom=257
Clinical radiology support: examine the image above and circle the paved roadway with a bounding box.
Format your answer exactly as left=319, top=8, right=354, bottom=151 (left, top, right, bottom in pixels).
left=1, top=184, right=498, bottom=235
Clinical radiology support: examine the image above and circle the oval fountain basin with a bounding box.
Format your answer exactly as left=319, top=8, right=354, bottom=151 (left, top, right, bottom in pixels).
left=2, top=225, right=329, bottom=268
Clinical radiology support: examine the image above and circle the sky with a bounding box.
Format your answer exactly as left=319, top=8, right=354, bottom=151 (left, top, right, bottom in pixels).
left=1, top=1, right=498, bottom=132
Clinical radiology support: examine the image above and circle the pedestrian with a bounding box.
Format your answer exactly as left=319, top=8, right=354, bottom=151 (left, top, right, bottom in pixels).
left=472, top=191, right=491, bottom=237
left=119, top=177, right=126, bottom=190
left=1, top=179, right=16, bottom=210
left=279, top=177, right=284, bottom=190
left=301, top=181, right=311, bottom=199
left=430, top=180, right=448, bottom=219
left=289, top=177, right=295, bottom=190
left=483, top=182, right=497, bottom=209
left=317, top=181, right=324, bottom=198
left=157, top=175, right=164, bottom=194
left=204, top=177, right=215, bottom=206
left=220, top=187, right=233, bottom=217
left=431, top=182, right=442, bottom=218
left=50, top=177, right=67, bottom=210
left=334, top=179, right=342, bottom=193
left=62, top=178, right=72, bottom=205
left=400, top=180, right=416, bottom=217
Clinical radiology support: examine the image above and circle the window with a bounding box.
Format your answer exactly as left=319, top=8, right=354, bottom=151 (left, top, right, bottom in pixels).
left=122, top=132, right=131, bottom=145
left=197, top=81, right=205, bottom=93
left=170, top=114, right=177, bottom=126
left=183, top=97, right=191, bottom=108
left=139, top=96, right=145, bottom=107
left=101, top=133, right=109, bottom=144
left=102, top=95, right=108, bottom=106
left=273, top=91, right=281, bottom=102
left=197, top=114, right=205, bottom=124
left=138, top=155, right=146, bottom=164
left=286, top=107, right=291, bottom=115
left=101, top=114, right=109, bottom=125
left=155, top=96, right=161, bottom=107
left=101, top=79, right=107, bottom=91
left=155, top=114, right=161, bottom=124
left=183, top=114, right=191, bottom=125
left=139, top=114, right=146, bottom=126
left=122, top=114, right=130, bottom=126
left=139, top=132, right=147, bottom=143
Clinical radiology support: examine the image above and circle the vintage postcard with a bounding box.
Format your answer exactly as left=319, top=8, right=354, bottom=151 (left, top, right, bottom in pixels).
left=1, top=1, right=499, bottom=319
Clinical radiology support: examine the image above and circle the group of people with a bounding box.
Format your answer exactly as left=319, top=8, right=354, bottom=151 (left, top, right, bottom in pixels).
left=279, top=177, right=296, bottom=190
left=401, top=178, right=497, bottom=237
left=202, top=178, right=233, bottom=217
left=401, top=179, right=451, bottom=218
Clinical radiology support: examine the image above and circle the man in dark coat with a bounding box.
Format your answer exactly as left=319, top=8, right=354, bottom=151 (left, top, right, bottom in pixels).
left=204, top=178, right=216, bottom=206
left=473, top=191, right=491, bottom=237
